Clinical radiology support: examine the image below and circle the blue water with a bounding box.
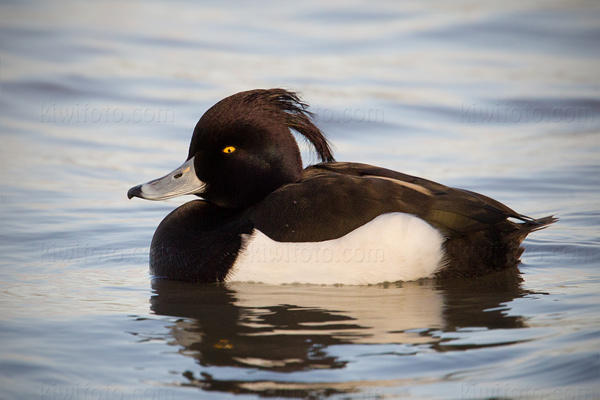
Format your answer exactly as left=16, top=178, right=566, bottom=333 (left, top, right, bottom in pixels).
left=1, top=1, right=599, bottom=399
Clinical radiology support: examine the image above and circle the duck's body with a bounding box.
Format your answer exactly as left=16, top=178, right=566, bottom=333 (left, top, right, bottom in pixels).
left=128, top=89, right=555, bottom=284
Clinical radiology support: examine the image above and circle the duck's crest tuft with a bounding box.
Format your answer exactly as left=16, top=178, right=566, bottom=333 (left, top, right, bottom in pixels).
left=245, top=89, right=335, bottom=163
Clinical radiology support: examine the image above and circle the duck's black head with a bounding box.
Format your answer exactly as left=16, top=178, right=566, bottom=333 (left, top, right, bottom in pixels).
left=128, top=89, right=334, bottom=208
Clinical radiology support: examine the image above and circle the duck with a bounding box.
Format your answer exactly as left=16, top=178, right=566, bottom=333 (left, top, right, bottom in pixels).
left=127, top=88, right=556, bottom=285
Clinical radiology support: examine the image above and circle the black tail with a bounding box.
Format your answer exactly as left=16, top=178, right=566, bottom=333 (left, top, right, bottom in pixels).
left=522, top=215, right=558, bottom=233
left=436, top=215, right=557, bottom=279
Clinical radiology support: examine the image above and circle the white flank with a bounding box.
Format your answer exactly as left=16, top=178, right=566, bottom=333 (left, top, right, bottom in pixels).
left=227, top=212, right=446, bottom=285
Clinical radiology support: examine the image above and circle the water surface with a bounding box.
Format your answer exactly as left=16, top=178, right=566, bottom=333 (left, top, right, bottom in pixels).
left=0, top=1, right=599, bottom=399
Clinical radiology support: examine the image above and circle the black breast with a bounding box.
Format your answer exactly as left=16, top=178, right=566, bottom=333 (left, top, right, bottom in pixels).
left=150, top=200, right=253, bottom=282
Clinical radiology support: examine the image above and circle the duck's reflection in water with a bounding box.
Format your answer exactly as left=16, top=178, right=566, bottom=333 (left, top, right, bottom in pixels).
left=149, top=267, right=526, bottom=397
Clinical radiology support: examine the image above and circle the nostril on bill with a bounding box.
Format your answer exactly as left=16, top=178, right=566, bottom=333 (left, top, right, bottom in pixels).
left=173, top=173, right=183, bottom=179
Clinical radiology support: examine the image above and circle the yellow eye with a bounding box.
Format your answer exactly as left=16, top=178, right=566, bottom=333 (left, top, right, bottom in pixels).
left=222, top=146, right=236, bottom=154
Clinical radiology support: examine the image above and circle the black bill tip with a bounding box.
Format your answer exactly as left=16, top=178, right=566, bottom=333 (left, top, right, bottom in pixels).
left=127, top=184, right=143, bottom=199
